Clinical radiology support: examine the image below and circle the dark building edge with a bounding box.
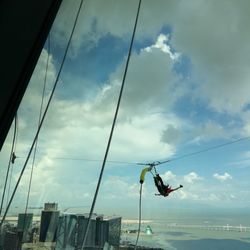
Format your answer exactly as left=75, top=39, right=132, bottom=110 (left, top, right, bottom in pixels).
left=0, top=0, right=62, bottom=150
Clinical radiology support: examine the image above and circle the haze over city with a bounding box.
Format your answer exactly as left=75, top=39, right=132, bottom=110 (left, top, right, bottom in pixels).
left=1, top=0, right=250, bottom=220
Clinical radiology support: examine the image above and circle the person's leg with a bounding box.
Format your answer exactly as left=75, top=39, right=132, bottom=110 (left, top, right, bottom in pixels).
left=171, top=185, right=183, bottom=192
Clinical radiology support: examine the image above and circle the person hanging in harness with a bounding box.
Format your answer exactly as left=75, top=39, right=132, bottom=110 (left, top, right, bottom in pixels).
left=139, top=165, right=183, bottom=197
left=154, top=174, right=183, bottom=197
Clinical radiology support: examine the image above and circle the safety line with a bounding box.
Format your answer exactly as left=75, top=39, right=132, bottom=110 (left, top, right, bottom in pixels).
left=0, top=0, right=84, bottom=228
left=80, top=0, right=142, bottom=248
left=39, top=156, right=134, bottom=165
left=17, top=135, right=250, bottom=168
left=136, top=136, right=250, bottom=169
left=0, top=115, right=18, bottom=217
left=24, top=33, right=51, bottom=222
left=134, top=183, right=143, bottom=250
left=170, top=136, right=250, bottom=163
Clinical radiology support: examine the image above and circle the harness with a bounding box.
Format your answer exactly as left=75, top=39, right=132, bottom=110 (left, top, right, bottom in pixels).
left=154, top=174, right=169, bottom=196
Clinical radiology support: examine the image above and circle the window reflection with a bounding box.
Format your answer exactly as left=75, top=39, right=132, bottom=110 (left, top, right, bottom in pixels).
left=1, top=0, right=250, bottom=249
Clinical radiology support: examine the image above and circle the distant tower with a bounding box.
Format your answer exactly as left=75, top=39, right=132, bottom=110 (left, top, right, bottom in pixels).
left=44, top=202, right=58, bottom=211
left=39, top=202, right=60, bottom=242
left=145, top=225, right=153, bottom=235
left=17, top=213, right=33, bottom=242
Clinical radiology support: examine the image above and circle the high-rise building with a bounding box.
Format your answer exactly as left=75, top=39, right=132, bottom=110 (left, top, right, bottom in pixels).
left=3, top=230, right=22, bottom=250
left=44, top=202, right=58, bottom=211
left=39, top=203, right=60, bottom=242
left=55, top=213, right=121, bottom=249
left=17, top=213, right=33, bottom=242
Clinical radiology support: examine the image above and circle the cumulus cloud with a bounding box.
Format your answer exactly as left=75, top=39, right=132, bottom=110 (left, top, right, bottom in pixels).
left=5, top=42, right=181, bottom=205
left=109, top=50, right=182, bottom=116
left=4, top=0, right=250, bottom=212
left=52, top=0, right=250, bottom=118
left=142, top=34, right=180, bottom=60
left=17, top=48, right=56, bottom=143
left=52, top=0, right=177, bottom=55
left=183, top=172, right=202, bottom=183
left=213, top=172, right=232, bottom=182
left=162, top=171, right=176, bottom=182
left=53, top=0, right=250, bottom=115
left=102, top=176, right=143, bottom=199
left=169, top=0, right=250, bottom=114
left=177, top=189, right=199, bottom=200
left=161, top=124, right=182, bottom=145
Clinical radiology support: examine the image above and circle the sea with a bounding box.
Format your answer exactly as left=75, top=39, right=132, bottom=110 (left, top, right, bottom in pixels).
left=121, top=209, right=250, bottom=250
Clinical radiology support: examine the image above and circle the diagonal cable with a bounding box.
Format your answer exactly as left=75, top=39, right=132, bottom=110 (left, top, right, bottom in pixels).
left=21, top=34, right=51, bottom=238
left=24, top=33, right=50, bottom=216
left=80, top=0, right=142, bottom=249
left=0, top=115, right=18, bottom=217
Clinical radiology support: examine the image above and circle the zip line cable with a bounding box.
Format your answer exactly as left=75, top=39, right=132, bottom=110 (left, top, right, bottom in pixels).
left=136, top=136, right=250, bottom=168
left=16, top=135, right=250, bottom=169
left=18, top=156, right=135, bottom=165
left=0, top=0, right=84, bottom=228
left=0, top=115, right=18, bottom=217
left=19, top=135, right=250, bottom=166
left=80, top=0, right=142, bottom=248
left=24, top=33, right=51, bottom=219
left=134, top=183, right=143, bottom=250
left=169, top=135, right=250, bottom=163
left=48, top=157, right=134, bottom=165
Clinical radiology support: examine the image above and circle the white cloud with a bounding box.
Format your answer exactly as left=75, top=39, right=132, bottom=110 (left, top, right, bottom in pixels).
left=206, top=193, right=220, bottom=202
left=9, top=82, right=180, bottom=206
left=142, top=34, right=180, bottom=60
left=5, top=32, right=187, bottom=207
left=52, top=1, right=178, bottom=56
left=52, top=0, right=250, bottom=118
left=169, top=0, right=250, bottom=114
left=161, top=171, right=176, bottom=182
left=4, top=0, right=250, bottom=212
left=213, top=172, right=232, bottom=182
left=183, top=172, right=202, bottom=183
left=102, top=177, right=143, bottom=199
left=176, top=189, right=199, bottom=200
left=108, top=49, right=182, bottom=116
left=17, top=48, right=56, bottom=143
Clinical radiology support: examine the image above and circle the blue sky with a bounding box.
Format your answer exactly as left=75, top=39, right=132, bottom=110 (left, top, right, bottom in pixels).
left=1, top=0, right=250, bottom=218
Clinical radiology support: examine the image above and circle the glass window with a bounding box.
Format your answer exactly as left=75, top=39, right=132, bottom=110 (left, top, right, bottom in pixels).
left=1, top=0, right=250, bottom=249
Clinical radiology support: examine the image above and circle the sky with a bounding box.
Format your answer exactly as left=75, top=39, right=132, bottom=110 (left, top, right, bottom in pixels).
left=1, top=0, right=250, bottom=219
